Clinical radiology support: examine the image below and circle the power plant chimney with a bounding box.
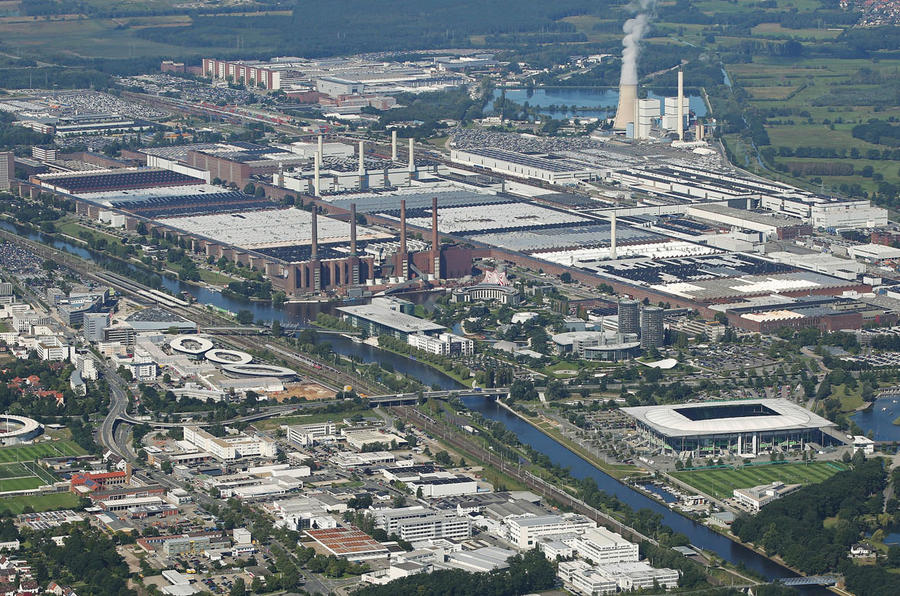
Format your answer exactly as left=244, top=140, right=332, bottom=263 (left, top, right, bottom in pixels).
left=391, top=130, right=398, bottom=162
left=613, top=84, right=638, bottom=130
left=317, top=134, right=323, bottom=156
left=350, top=202, right=357, bottom=256
left=610, top=211, right=617, bottom=260
left=313, top=151, right=321, bottom=196
left=399, top=199, right=408, bottom=280
left=432, top=196, right=440, bottom=280
left=358, top=140, right=365, bottom=175
left=350, top=202, right=359, bottom=285
left=408, top=137, right=415, bottom=173
left=310, top=207, right=318, bottom=261
left=677, top=70, right=684, bottom=141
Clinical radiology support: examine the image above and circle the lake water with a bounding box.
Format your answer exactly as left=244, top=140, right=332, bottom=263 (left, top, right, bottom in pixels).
left=488, top=87, right=707, bottom=120
left=852, top=397, right=900, bottom=442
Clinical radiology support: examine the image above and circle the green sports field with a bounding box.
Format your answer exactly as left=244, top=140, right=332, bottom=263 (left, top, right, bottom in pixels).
left=0, top=440, right=86, bottom=463
left=671, top=461, right=849, bottom=500
left=0, top=441, right=84, bottom=495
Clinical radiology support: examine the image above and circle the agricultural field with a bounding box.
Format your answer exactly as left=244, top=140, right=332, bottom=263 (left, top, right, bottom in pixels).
left=671, top=461, right=848, bottom=500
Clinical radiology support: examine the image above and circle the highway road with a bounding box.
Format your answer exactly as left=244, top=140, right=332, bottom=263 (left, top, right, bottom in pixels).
left=99, top=360, right=131, bottom=459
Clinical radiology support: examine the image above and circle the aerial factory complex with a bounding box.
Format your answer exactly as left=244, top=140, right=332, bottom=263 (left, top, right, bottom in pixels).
left=2, top=1, right=900, bottom=594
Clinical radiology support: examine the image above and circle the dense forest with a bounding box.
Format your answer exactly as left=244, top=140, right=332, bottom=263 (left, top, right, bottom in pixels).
left=731, top=458, right=898, bottom=591
left=134, top=0, right=605, bottom=57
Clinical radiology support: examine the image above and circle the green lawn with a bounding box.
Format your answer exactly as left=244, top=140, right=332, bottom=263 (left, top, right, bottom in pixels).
left=0, top=476, right=46, bottom=492
left=0, top=463, right=32, bottom=479
left=671, top=461, right=848, bottom=500
left=0, top=492, right=81, bottom=514
left=0, top=440, right=87, bottom=464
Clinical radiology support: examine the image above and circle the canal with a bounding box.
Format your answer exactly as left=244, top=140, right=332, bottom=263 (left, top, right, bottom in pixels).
left=461, top=396, right=825, bottom=590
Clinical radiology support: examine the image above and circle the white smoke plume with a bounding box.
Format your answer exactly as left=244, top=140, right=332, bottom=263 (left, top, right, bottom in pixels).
left=619, top=0, right=656, bottom=86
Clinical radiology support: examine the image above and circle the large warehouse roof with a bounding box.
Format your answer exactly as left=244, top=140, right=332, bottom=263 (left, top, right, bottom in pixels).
left=622, top=399, right=834, bottom=438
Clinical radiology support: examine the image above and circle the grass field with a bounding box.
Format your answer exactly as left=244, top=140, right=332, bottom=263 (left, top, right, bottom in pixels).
left=0, top=440, right=86, bottom=464
left=0, top=492, right=81, bottom=514
left=671, top=461, right=848, bottom=500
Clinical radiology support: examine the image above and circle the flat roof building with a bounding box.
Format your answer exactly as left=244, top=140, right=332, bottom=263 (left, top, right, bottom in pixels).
left=338, top=304, right=445, bottom=339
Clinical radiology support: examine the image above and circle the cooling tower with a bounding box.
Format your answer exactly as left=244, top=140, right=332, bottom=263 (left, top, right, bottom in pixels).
left=613, top=84, right=638, bottom=130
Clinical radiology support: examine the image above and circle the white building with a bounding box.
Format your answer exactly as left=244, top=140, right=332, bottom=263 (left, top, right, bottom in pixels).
left=183, top=427, right=277, bottom=461
left=374, top=506, right=471, bottom=541
left=36, top=336, right=70, bottom=361
left=558, top=560, right=618, bottom=596
left=594, top=561, right=679, bottom=591
left=733, top=481, right=800, bottom=513
left=407, top=474, right=479, bottom=499
left=569, top=527, right=639, bottom=565
left=503, top=514, right=596, bottom=549
left=285, top=422, right=337, bottom=447
left=810, top=201, right=887, bottom=230
left=407, top=332, right=474, bottom=357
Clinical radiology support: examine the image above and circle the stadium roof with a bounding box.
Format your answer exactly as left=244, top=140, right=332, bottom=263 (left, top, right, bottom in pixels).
left=622, top=399, right=835, bottom=438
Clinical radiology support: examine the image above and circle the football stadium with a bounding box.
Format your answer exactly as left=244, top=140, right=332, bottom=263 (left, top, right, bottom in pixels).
left=622, top=399, right=836, bottom=457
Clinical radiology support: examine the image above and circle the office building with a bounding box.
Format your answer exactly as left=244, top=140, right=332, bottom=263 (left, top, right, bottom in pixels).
left=617, top=299, right=640, bottom=336
left=569, top=527, right=639, bottom=565
left=407, top=332, right=474, bottom=357
left=640, top=306, right=664, bottom=349
left=82, top=312, right=110, bottom=343
left=0, top=151, right=13, bottom=190
left=503, top=514, right=596, bottom=549
left=184, top=427, right=277, bottom=461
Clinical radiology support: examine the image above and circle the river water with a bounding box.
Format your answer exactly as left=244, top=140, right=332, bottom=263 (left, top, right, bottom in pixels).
left=488, top=88, right=708, bottom=120
left=15, top=222, right=824, bottom=586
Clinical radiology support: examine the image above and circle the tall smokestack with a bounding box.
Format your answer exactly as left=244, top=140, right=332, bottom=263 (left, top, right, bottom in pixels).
left=391, top=130, right=398, bottom=161
left=677, top=70, right=684, bottom=141
left=350, top=202, right=357, bottom=256
left=432, top=196, right=440, bottom=280
left=399, top=199, right=408, bottom=280
left=317, top=134, right=323, bottom=156
left=633, top=97, right=641, bottom=140
left=310, top=207, right=318, bottom=260
left=408, top=137, right=415, bottom=173
left=358, top=140, right=365, bottom=176
left=313, top=151, right=321, bottom=196
left=610, top=211, right=617, bottom=260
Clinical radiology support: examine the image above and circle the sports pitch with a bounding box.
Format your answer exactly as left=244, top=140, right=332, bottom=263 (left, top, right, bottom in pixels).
left=670, top=461, right=849, bottom=500
left=0, top=441, right=85, bottom=494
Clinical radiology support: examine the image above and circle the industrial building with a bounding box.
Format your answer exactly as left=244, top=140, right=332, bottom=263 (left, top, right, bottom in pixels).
left=622, top=399, right=836, bottom=457
left=450, top=147, right=602, bottom=185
